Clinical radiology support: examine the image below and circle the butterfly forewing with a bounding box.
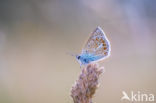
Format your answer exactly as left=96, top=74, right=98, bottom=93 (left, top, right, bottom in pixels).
left=82, top=27, right=111, bottom=59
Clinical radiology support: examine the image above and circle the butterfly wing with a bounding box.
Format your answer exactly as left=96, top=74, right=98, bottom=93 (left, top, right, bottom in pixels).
left=82, top=27, right=111, bottom=60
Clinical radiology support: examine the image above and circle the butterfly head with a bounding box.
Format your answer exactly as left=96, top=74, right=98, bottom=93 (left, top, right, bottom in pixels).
left=76, top=55, right=84, bottom=66
left=76, top=55, right=82, bottom=64
left=76, top=55, right=80, bottom=60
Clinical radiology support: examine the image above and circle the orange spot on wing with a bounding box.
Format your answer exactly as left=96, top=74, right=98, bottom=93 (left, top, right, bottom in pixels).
left=103, top=43, right=106, bottom=46
left=96, top=37, right=98, bottom=41
left=104, top=47, right=107, bottom=50
left=100, top=39, right=105, bottom=44
left=95, top=43, right=98, bottom=47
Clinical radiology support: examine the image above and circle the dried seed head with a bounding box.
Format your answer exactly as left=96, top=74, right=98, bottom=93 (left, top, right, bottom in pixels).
left=71, top=63, right=104, bottom=103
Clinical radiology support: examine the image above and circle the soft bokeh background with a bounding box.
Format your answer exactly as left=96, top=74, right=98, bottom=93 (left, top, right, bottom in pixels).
left=0, top=0, right=156, bottom=103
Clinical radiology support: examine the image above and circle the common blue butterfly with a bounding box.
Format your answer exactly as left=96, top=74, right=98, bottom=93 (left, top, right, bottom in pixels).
left=76, top=26, right=111, bottom=66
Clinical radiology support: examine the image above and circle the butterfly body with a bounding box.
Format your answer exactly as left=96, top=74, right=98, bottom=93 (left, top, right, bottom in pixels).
left=76, top=53, right=102, bottom=65
left=76, top=26, right=111, bottom=66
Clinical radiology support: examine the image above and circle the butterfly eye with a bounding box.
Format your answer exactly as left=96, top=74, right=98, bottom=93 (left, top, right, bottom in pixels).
left=77, top=56, right=80, bottom=59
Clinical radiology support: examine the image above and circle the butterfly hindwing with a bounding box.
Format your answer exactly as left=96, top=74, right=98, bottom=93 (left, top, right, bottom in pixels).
left=82, top=27, right=111, bottom=60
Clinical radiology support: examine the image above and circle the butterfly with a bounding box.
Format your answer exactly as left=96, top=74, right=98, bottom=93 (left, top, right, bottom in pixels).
left=76, top=26, right=111, bottom=66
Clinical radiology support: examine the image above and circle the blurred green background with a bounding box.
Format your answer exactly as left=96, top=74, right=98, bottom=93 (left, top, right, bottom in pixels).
left=0, top=0, right=156, bottom=103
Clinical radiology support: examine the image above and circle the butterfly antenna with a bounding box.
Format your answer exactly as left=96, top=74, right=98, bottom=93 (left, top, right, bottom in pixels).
left=66, top=52, right=77, bottom=57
